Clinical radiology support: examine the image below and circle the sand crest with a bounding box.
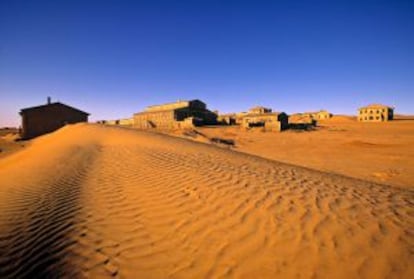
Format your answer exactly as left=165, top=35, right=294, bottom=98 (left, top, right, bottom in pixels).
left=0, top=124, right=412, bottom=278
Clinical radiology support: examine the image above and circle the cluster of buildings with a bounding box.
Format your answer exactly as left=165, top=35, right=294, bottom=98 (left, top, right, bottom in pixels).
left=18, top=97, right=395, bottom=139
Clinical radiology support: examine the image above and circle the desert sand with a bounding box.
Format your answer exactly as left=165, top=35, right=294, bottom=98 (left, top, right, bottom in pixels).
left=0, top=129, right=24, bottom=159
left=0, top=123, right=413, bottom=278
left=191, top=116, right=414, bottom=189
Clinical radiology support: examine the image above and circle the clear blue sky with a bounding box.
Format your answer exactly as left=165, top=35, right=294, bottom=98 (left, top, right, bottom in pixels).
left=1, top=0, right=413, bottom=126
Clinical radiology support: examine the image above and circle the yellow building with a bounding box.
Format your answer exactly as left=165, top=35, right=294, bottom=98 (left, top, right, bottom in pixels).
left=358, top=104, right=394, bottom=122
left=313, top=110, right=332, bottom=120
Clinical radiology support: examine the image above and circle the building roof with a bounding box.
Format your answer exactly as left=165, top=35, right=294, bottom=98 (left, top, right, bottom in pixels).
left=243, top=112, right=286, bottom=117
left=145, top=99, right=205, bottom=112
left=358, top=104, right=394, bottom=110
left=20, top=102, right=89, bottom=115
left=250, top=106, right=270, bottom=110
left=302, top=110, right=330, bottom=115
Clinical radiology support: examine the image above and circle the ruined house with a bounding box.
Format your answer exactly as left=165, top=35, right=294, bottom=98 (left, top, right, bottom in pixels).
left=133, top=99, right=217, bottom=129
left=358, top=104, right=394, bottom=122
left=248, top=106, right=272, bottom=114
left=20, top=98, right=89, bottom=139
left=241, top=107, right=288, bottom=132
left=312, top=110, right=332, bottom=120
left=100, top=118, right=134, bottom=126
left=217, top=113, right=237, bottom=125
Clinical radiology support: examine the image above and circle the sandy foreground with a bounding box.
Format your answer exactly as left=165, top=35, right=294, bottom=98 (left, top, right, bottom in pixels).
left=0, top=124, right=413, bottom=278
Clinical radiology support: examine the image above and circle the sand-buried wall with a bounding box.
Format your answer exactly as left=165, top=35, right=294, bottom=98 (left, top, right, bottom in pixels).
left=0, top=124, right=413, bottom=278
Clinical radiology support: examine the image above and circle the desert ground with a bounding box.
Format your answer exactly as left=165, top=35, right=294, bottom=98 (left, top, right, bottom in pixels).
left=0, top=128, right=24, bottom=159
left=184, top=116, right=414, bottom=189
left=0, top=123, right=413, bottom=278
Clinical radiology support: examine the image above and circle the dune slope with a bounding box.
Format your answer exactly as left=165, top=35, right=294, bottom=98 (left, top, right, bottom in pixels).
left=0, top=124, right=412, bottom=278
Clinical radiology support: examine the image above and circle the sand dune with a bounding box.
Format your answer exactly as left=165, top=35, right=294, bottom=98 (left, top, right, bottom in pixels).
left=0, top=124, right=413, bottom=278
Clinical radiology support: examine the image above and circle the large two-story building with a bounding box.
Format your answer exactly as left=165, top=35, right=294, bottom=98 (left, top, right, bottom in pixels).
left=358, top=104, right=394, bottom=122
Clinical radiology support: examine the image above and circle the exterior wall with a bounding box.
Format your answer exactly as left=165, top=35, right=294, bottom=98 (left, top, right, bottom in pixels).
left=104, top=118, right=134, bottom=126
left=249, top=107, right=272, bottom=114
left=145, top=100, right=206, bottom=113
left=119, top=118, right=134, bottom=126
left=134, top=99, right=217, bottom=129
left=358, top=106, right=393, bottom=122
left=265, top=121, right=282, bottom=132
left=218, top=114, right=236, bottom=125
left=241, top=113, right=288, bottom=132
left=134, top=110, right=175, bottom=129
left=315, top=111, right=331, bottom=120
left=21, top=105, right=88, bottom=139
left=289, top=114, right=315, bottom=124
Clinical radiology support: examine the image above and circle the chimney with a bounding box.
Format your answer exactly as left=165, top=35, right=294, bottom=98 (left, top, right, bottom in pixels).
left=47, top=96, right=51, bottom=104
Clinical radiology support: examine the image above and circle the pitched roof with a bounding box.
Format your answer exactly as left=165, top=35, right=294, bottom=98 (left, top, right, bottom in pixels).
left=20, top=102, right=89, bottom=115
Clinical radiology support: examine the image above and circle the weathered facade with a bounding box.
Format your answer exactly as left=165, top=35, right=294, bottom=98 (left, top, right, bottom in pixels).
left=20, top=99, right=89, bottom=139
left=217, top=113, right=237, bottom=125
left=358, top=104, right=394, bottom=122
left=133, top=99, right=217, bottom=129
left=249, top=106, right=272, bottom=114
left=241, top=109, right=289, bottom=132
left=100, top=118, right=134, bottom=126
left=288, top=113, right=315, bottom=125
left=312, top=110, right=332, bottom=120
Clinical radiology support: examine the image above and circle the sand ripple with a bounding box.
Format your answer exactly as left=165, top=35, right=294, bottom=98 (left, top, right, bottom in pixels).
left=0, top=124, right=412, bottom=278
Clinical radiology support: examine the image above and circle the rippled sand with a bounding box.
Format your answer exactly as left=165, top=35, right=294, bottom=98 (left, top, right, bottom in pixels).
left=0, top=124, right=412, bottom=278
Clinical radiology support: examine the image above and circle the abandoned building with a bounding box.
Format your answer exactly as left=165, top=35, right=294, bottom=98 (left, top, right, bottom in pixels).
left=311, top=110, right=332, bottom=120
left=288, top=113, right=315, bottom=125
left=99, top=118, right=134, bottom=126
left=249, top=106, right=272, bottom=114
left=217, top=113, right=237, bottom=125
left=133, top=99, right=217, bottom=129
left=20, top=98, right=89, bottom=139
left=241, top=107, right=288, bottom=132
left=358, top=104, right=394, bottom=122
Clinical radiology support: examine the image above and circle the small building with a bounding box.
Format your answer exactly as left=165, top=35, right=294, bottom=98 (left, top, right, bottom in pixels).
left=133, top=99, right=217, bottom=129
left=358, top=104, right=394, bottom=122
left=312, top=110, right=332, bottom=120
left=217, top=113, right=237, bottom=125
left=249, top=106, right=272, bottom=114
left=20, top=98, right=89, bottom=139
left=100, top=118, right=134, bottom=126
left=288, top=113, right=315, bottom=125
left=241, top=107, right=288, bottom=132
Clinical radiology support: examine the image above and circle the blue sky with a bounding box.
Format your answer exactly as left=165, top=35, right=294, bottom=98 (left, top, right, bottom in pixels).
left=1, top=0, right=413, bottom=126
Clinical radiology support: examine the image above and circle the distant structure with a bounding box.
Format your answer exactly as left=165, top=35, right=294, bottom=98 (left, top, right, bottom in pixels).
left=98, top=118, right=134, bottom=126
left=358, top=104, right=394, bottom=122
left=133, top=99, right=217, bottom=129
left=217, top=113, right=237, bottom=125
left=19, top=97, right=89, bottom=139
left=310, top=110, right=332, bottom=120
left=241, top=106, right=288, bottom=132
left=289, top=110, right=332, bottom=126
left=288, top=113, right=315, bottom=125
left=248, top=106, right=272, bottom=114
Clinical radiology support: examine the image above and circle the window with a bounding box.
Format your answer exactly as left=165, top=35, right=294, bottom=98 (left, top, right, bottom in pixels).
left=369, top=116, right=373, bottom=120
left=370, top=110, right=373, bottom=114
left=376, top=116, right=380, bottom=120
